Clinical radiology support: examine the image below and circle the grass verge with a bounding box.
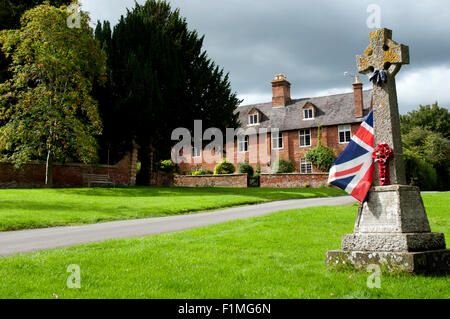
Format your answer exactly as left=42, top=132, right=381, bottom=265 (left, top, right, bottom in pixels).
left=0, top=186, right=345, bottom=231
left=0, top=192, right=448, bottom=299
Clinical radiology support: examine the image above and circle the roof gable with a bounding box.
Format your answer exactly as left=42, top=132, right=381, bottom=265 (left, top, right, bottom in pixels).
left=248, top=107, right=260, bottom=114
left=302, top=101, right=316, bottom=109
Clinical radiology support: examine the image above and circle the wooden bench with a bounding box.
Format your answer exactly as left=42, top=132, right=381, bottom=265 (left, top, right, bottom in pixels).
left=83, top=174, right=115, bottom=188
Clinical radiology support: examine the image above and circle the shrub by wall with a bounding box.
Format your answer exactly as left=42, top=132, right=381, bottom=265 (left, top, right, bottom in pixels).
left=238, top=162, right=254, bottom=177
left=272, top=160, right=295, bottom=174
left=214, top=159, right=235, bottom=175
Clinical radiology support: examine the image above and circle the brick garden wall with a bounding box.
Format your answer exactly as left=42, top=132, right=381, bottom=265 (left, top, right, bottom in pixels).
left=154, top=172, right=174, bottom=187
left=260, top=173, right=329, bottom=188
left=0, top=154, right=134, bottom=188
left=174, top=174, right=248, bottom=188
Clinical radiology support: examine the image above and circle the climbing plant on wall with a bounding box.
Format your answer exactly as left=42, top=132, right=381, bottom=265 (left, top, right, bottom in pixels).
left=306, top=124, right=336, bottom=172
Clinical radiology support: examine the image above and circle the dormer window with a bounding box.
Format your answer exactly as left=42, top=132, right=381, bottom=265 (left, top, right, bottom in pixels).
left=304, top=109, right=314, bottom=120
left=302, top=102, right=316, bottom=120
left=249, top=114, right=259, bottom=125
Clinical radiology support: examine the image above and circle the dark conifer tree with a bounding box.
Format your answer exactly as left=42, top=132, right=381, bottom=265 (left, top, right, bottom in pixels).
left=94, top=0, right=240, bottom=184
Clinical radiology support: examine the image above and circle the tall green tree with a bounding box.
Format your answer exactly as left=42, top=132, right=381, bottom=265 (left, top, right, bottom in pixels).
left=400, top=102, right=450, bottom=138
left=0, top=0, right=73, bottom=83
left=0, top=3, right=106, bottom=186
left=401, top=104, right=450, bottom=190
left=94, top=0, right=240, bottom=184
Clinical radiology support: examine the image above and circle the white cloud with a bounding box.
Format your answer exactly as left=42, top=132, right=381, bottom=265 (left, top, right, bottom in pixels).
left=397, top=66, right=450, bottom=112
left=238, top=93, right=272, bottom=106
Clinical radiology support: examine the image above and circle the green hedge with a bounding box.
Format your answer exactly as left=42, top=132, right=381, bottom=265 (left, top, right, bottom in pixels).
left=192, top=169, right=214, bottom=176
left=404, top=149, right=438, bottom=190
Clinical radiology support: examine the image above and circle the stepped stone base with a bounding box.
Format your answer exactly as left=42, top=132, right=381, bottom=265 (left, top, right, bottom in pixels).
left=326, top=185, right=449, bottom=274
left=342, top=232, right=446, bottom=252
left=326, top=249, right=450, bottom=274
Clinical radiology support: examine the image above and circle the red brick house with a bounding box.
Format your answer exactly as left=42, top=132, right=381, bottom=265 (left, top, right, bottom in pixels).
left=178, top=74, right=372, bottom=174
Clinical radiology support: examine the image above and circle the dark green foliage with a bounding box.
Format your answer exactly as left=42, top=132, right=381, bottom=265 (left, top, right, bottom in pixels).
left=401, top=104, right=450, bottom=190
left=272, top=160, right=295, bottom=174
left=403, top=149, right=438, bottom=191
left=0, top=0, right=72, bottom=29
left=93, top=0, right=240, bottom=181
left=402, top=126, right=450, bottom=190
left=306, top=145, right=336, bottom=172
left=238, top=162, right=254, bottom=177
left=401, top=103, right=450, bottom=139
left=158, top=160, right=174, bottom=174
left=0, top=0, right=72, bottom=83
left=214, top=159, right=235, bottom=175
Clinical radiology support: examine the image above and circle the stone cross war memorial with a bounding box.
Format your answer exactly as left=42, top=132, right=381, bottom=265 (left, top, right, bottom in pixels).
left=326, top=28, right=450, bottom=274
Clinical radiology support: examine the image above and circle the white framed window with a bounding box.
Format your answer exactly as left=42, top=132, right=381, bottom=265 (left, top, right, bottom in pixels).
left=192, top=146, right=201, bottom=158
left=338, top=125, right=352, bottom=144
left=249, top=114, right=259, bottom=125
left=272, top=132, right=283, bottom=150
left=238, top=135, right=249, bottom=153
left=299, top=129, right=311, bottom=147
left=304, top=109, right=314, bottom=120
left=300, top=158, right=313, bottom=174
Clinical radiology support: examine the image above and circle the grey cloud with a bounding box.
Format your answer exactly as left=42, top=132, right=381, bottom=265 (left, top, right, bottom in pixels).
left=82, top=0, right=450, bottom=113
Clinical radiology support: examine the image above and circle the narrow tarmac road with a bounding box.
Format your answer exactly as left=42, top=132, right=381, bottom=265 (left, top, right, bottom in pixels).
left=0, top=196, right=356, bottom=257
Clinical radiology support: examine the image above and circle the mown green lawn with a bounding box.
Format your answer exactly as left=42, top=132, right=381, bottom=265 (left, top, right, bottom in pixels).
left=0, top=193, right=448, bottom=299
left=0, top=187, right=346, bottom=231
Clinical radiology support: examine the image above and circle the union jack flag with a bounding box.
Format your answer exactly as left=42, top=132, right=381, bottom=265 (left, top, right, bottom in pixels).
left=328, top=110, right=374, bottom=202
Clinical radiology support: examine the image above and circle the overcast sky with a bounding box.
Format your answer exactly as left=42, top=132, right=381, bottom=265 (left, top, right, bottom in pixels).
left=80, top=0, right=450, bottom=114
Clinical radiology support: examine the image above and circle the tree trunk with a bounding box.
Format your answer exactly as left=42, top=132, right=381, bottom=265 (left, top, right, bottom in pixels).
left=45, top=150, right=53, bottom=187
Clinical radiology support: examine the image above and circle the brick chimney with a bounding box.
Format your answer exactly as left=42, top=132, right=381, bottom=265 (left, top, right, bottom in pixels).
left=353, top=76, right=364, bottom=118
left=272, top=74, right=291, bottom=107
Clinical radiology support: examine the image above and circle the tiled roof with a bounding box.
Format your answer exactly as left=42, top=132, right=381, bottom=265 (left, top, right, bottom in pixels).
left=235, top=90, right=373, bottom=132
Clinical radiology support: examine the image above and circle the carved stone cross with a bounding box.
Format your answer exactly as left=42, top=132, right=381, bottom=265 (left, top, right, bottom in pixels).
left=326, top=29, right=449, bottom=275
left=356, top=28, right=409, bottom=185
